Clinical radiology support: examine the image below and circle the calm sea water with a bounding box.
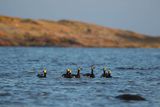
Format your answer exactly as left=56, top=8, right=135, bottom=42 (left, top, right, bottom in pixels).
left=0, top=47, right=160, bottom=107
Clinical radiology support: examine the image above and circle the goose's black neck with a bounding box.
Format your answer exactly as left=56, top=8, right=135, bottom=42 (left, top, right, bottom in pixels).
left=44, top=72, right=47, bottom=77
left=77, top=70, right=80, bottom=75
left=103, top=70, right=106, bottom=74
left=91, top=69, right=94, bottom=74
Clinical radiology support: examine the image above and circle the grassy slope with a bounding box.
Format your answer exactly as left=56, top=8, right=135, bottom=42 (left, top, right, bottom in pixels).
left=0, top=15, right=160, bottom=48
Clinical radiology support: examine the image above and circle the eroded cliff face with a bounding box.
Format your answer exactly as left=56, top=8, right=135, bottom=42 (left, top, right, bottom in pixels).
left=0, top=15, right=160, bottom=48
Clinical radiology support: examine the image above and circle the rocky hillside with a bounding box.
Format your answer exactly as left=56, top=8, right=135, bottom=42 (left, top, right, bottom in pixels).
left=0, top=15, right=160, bottom=48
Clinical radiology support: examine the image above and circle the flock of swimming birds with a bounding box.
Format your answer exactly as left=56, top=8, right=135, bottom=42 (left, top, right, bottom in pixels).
left=37, top=66, right=112, bottom=78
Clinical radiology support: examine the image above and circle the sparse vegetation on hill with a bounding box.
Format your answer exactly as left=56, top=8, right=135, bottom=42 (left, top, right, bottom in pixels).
left=0, top=15, right=160, bottom=48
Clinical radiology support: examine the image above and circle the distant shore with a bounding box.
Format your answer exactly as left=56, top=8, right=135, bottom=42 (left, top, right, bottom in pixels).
left=0, top=15, right=160, bottom=48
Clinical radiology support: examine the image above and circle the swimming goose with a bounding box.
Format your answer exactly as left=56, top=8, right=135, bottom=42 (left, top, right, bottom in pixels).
left=72, top=67, right=81, bottom=78
left=101, top=67, right=107, bottom=78
left=62, top=69, right=73, bottom=78
left=107, top=70, right=112, bottom=78
left=101, top=67, right=112, bottom=78
left=37, top=68, right=47, bottom=78
left=83, top=66, right=95, bottom=78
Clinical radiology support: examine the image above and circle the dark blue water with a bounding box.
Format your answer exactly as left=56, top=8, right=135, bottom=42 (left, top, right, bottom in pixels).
left=0, top=47, right=160, bottom=107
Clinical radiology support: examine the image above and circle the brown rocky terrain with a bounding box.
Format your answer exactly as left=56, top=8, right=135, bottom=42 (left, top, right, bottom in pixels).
left=0, top=15, right=160, bottom=48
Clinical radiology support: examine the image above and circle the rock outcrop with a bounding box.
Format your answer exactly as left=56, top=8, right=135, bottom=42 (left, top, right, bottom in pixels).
left=116, top=94, right=146, bottom=101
